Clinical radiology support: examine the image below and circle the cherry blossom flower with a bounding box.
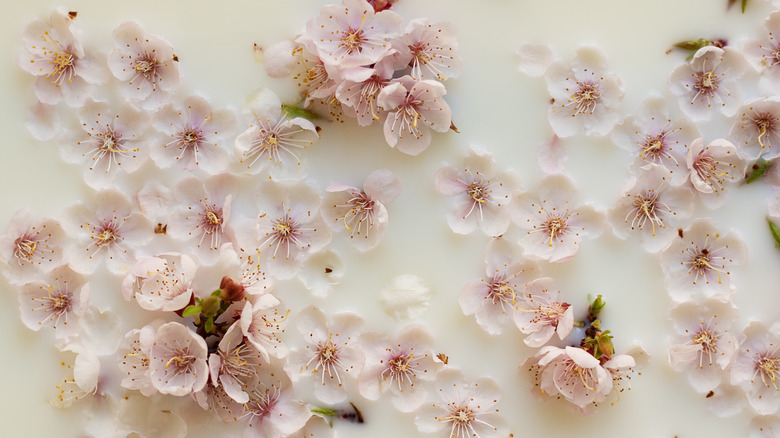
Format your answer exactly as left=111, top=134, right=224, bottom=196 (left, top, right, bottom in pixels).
left=303, top=0, right=402, bottom=68
left=193, top=383, right=246, bottom=423
left=358, top=324, right=444, bottom=412
left=668, top=46, right=746, bottom=121
left=514, top=277, right=574, bottom=347
left=217, top=243, right=273, bottom=297
left=392, top=18, right=461, bottom=81
left=0, top=208, right=66, bottom=285
left=512, top=173, right=604, bottom=262
left=168, top=175, right=238, bottom=265
left=731, top=321, right=780, bottom=415
left=240, top=294, right=289, bottom=361
left=607, top=164, right=695, bottom=253
left=601, top=353, right=637, bottom=403
left=243, top=365, right=310, bottom=437
left=298, top=250, right=344, bottom=298
left=19, top=10, right=107, bottom=107
left=729, top=98, right=780, bottom=160
left=378, top=75, right=452, bottom=155
left=118, top=325, right=157, bottom=396
left=152, top=95, right=237, bottom=174
left=529, top=345, right=612, bottom=411
left=62, top=100, right=151, bottom=189
left=113, top=394, right=187, bottom=437
left=290, top=40, right=341, bottom=106
left=668, top=300, right=739, bottom=394
left=149, top=321, right=209, bottom=396
left=108, top=21, right=180, bottom=109
left=660, top=218, right=747, bottom=302
left=743, top=11, right=780, bottom=95
left=234, top=88, right=318, bottom=180
left=255, top=181, right=331, bottom=279
left=544, top=45, right=624, bottom=137
left=51, top=343, right=103, bottom=408
left=208, top=321, right=262, bottom=403
left=322, top=168, right=402, bottom=251
left=612, top=96, right=699, bottom=185
left=458, top=238, right=541, bottom=335
left=687, top=138, right=748, bottom=209
left=123, top=253, right=196, bottom=311
left=335, top=57, right=395, bottom=126
left=61, top=189, right=154, bottom=274
left=284, top=306, right=364, bottom=404
left=17, top=264, right=89, bottom=341
left=435, top=147, right=521, bottom=236
left=415, top=368, right=508, bottom=438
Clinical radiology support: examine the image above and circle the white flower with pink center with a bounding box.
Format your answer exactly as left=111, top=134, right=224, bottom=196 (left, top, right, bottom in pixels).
left=118, top=325, right=156, bottom=396
left=287, top=40, right=341, bottom=105
left=435, top=147, right=520, bottom=236
left=255, top=181, right=331, bottom=279
left=743, top=11, right=780, bottom=95
left=668, top=46, right=746, bottom=121
left=243, top=365, right=310, bottom=437
left=660, top=218, right=747, bottom=302
left=392, top=18, right=461, bottom=81
left=458, top=238, right=541, bottom=335
left=61, top=189, right=154, bottom=274
left=17, top=264, right=89, bottom=341
left=612, top=96, right=699, bottom=185
left=303, top=0, right=402, bottom=69
left=284, top=306, right=364, bottom=404
left=513, top=277, right=573, bottom=347
left=149, top=322, right=208, bottom=396
left=687, top=138, right=748, bottom=209
left=731, top=321, right=780, bottom=416
left=64, top=100, right=151, bottom=189
left=208, top=321, right=262, bottom=404
left=530, top=345, right=613, bottom=411
left=240, top=295, right=289, bottom=361
left=729, top=98, right=780, bottom=160
left=322, top=168, right=402, bottom=251
left=0, top=208, right=66, bottom=285
left=378, top=75, right=452, bottom=156
left=19, top=10, right=107, bottom=107
left=668, top=300, right=739, bottom=394
left=153, top=95, right=237, bottom=174
left=512, top=173, right=604, bottom=262
left=358, top=324, right=444, bottom=412
left=335, top=57, right=395, bottom=126
left=123, top=253, right=196, bottom=312
left=544, top=45, right=624, bottom=137
left=608, top=164, right=695, bottom=253
left=217, top=243, right=273, bottom=297
left=108, top=21, right=180, bottom=109
left=414, top=369, right=508, bottom=438
left=193, top=383, right=246, bottom=423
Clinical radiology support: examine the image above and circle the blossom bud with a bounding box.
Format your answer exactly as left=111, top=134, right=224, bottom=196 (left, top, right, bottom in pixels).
left=201, top=295, right=222, bottom=318
left=219, top=276, right=246, bottom=302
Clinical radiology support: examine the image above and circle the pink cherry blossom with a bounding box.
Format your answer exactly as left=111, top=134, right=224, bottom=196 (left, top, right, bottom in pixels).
left=0, top=208, right=66, bottom=285
left=729, top=98, right=780, bottom=160
left=660, top=218, right=747, bottom=302
left=435, top=147, right=521, bottom=236
left=544, top=45, right=624, bottom=137
left=687, top=138, right=748, bottom=209
left=392, top=18, right=461, bottom=81
left=149, top=322, right=209, bottom=396
left=243, top=365, right=310, bottom=437
left=530, top=345, right=612, bottom=411
left=17, top=264, right=89, bottom=341
left=322, top=168, right=402, bottom=251
left=514, top=277, right=573, bottom=347
left=108, top=21, right=180, bottom=109
left=193, top=383, right=246, bottom=423
left=458, top=238, right=541, bottom=335
left=668, top=46, right=746, bottom=121
left=240, top=296, right=289, bottom=361
left=731, top=321, right=780, bottom=415
left=118, top=325, right=157, bottom=396
left=208, top=321, right=262, bottom=404
left=217, top=243, right=273, bottom=297
left=742, top=11, right=780, bottom=95
left=124, top=253, right=196, bottom=311
left=512, top=173, right=604, bottom=262
left=287, top=40, right=340, bottom=106
left=414, top=368, right=508, bottom=438
left=378, top=75, right=452, bottom=155
left=335, top=57, right=395, bottom=126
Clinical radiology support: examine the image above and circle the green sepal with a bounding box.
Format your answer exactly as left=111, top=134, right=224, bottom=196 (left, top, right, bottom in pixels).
left=311, top=407, right=337, bottom=417
left=182, top=305, right=202, bottom=318
left=211, top=289, right=223, bottom=297
left=742, top=0, right=748, bottom=13
left=204, top=316, right=214, bottom=334
left=769, top=219, right=780, bottom=248
left=673, top=38, right=710, bottom=51
left=588, top=294, right=606, bottom=321
left=746, top=158, right=771, bottom=184
left=282, top=104, right=319, bottom=121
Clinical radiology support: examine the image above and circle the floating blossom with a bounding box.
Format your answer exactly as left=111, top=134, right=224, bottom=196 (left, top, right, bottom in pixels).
left=435, top=148, right=520, bottom=236
left=529, top=346, right=613, bottom=412
left=123, top=253, right=196, bottom=311
left=322, top=168, right=402, bottom=251
left=243, top=365, right=310, bottom=437
left=118, top=325, right=156, bottom=396
left=608, top=164, right=695, bottom=253
left=512, top=173, right=604, bottom=262
left=668, top=46, right=746, bottom=121
left=17, top=264, right=88, bottom=341
left=303, top=0, right=402, bottom=68
left=217, top=243, right=273, bottom=297
left=152, top=95, right=237, bottom=174
left=668, top=300, right=739, bottom=393
left=516, top=42, right=556, bottom=78
left=731, top=321, right=780, bottom=415
left=61, top=189, right=153, bottom=274
left=63, top=100, right=151, bottom=189
left=729, top=98, right=780, bottom=160
left=514, top=277, right=574, bottom=347
left=298, top=250, right=344, bottom=297
left=108, top=21, right=180, bottom=109
left=612, top=96, right=699, bottom=185
left=660, top=218, right=747, bottom=302
left=284, top=306, right=364, bottom=404
left=378, top=75, right=452, bottom=155
left=358, top=324, right=444, bottom=412
left=335, top=57, right=395, bottom=126
left=458, top=238, right=541, bottom=335
left=544, top=45, right=624, bottom=137
left=208, top=321, right=262, bottom=404
left=240, top=295, right=289, bottom=361
left=149, top=322, right=209, bottom=396
left=743, top=11, right=780, bottom=95
left=687, top=138, right=748, bottom=209
left=392, top=18, right=461, bottom=81
left=234, top=88, right=318, bottom=180
left=19, top=10, right=107, bottom=106
left=0, top=208, right=65, bottom=285
left=414, top=368, right=508, bottom=438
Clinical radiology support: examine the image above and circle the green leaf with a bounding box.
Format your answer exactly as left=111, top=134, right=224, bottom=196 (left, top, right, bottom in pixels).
left=673, top=38, right=710, bottom=51
left=746, top=158, right=771, bottom=184
left=311, top=407, right=337, bottom=417
left=211, top=289, right=223, bottom=297
left=182, top=305, right=202, bottom=318
left=282, top=104, right=319, bottom=121
left=204, top=316, right=214, bottom=333
left=769, top=219, right=780, bottom=248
